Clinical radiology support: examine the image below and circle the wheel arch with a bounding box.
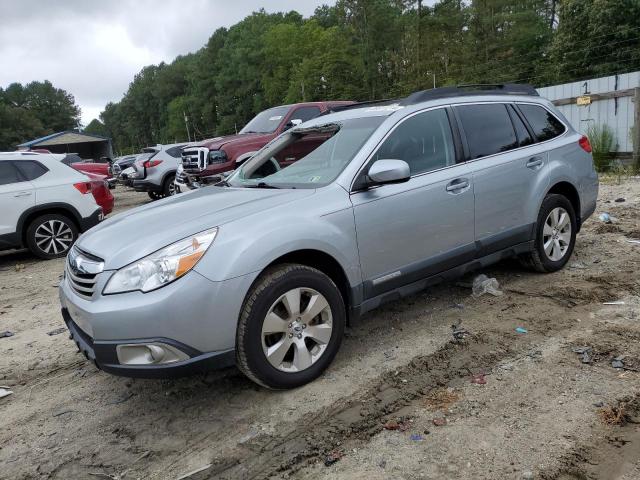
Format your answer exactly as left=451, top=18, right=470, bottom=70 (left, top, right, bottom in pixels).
left=18, top=203, right=82, bottom=247
left=546, top=181, right=582, bottom=229
left=259, top=249, right=354, bottom=323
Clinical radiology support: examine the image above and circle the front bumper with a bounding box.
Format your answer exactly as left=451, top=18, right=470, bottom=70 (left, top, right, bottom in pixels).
left=59, top=268, right=258, bottom=378
left=63, top=309, right=234, bottom=378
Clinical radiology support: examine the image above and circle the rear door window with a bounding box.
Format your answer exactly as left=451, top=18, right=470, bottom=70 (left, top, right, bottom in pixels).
left=517, top=104, right=566, bottom=141
left=455, top=104, right=518, bottom=159
left=14, top=161, right=48, bottom=181
left=0, top=161, right=24, bottom=186
left=166, top=146, right=185, bottom=158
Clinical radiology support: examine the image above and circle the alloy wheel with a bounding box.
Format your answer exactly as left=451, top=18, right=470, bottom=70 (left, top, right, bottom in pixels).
left=543, top=207, right=571, bottom=261
left=35, top=220, right=73, bottom=255
left=261, top=287, right=333, bottom=373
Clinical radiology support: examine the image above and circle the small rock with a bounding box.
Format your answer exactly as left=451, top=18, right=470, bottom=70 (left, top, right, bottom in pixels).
left=615, top=197, right=626, bottom=203
left=0, top=331, right=14, bottom=338
left=522, top=471, right=534, bottom=480
left=47, top=327, right=66, bottom=336
left=432, top=417, right=447, bottom=426
left=612, top=360, right=624, bottom=369
left=324, top=449, right=344, bottom=466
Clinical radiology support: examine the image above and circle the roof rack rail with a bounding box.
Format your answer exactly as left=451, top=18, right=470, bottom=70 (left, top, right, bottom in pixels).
left=401, top=83, right=538, bottom=105
left=321, top=98, right=400, bottom=115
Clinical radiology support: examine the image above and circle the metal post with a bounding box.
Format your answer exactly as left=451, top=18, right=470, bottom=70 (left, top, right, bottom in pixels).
left=634, top=88, right=640, bottom=171
left=183, top=111, right=191, bottom=142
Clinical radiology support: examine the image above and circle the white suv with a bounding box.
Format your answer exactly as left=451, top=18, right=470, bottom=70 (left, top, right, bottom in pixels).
left=0, top=152, right=103, bottom=259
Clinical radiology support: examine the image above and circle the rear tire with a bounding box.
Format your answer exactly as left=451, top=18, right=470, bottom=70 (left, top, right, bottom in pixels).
left=236, top=264, right=346, bottom=389
left=520, top=194, right=576, bottom=273
left=147, top=191, right=164, bottom=201
left=163, top=174, right=176, bottom=196
left=26, top=213, right=78, bottom=259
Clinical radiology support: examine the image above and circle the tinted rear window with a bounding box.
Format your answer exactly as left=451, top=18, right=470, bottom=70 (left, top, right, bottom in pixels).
left=455, top=104, right=518, bottom=159
left=518, top=104, right=566, bottom=141
left=0, top=161, right=22, bottom=186
left=14, top=160, right=48, bottom=181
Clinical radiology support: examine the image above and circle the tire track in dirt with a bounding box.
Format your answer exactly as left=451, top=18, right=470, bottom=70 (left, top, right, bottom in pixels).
left=204, top=323, right=567, bottom=479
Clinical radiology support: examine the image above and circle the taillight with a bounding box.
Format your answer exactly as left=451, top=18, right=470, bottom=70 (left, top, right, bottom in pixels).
left=143, top=160, right=163, bottom=168
left=579, top=135, right=592, bottom=153
left=73, top=182, right=92, bottom=194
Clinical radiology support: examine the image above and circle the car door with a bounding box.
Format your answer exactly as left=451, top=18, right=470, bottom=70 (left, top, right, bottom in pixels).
left=0, top=160, right=35, bottom=238
left=350, top=107, right=475, bottom=300
left=454, top=103, right=550, bottom=256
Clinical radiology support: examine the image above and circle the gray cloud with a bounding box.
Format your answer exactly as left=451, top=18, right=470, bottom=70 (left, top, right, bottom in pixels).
left=0, top=0, right=334, bottom=124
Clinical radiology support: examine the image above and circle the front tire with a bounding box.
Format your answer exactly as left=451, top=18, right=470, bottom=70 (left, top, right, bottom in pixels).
left=520, top=194, right=577, bottom=272
left=236, top=264, right=346, bottom=389
left=26, top=214, right=78, bottom=259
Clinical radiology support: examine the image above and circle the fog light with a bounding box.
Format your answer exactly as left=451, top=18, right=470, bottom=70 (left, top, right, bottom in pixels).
left=116, top=343, right=189, bottom=365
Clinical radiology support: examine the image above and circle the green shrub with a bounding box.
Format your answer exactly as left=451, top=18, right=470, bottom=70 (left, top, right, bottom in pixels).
left=586, top=123, right=616, bottom=171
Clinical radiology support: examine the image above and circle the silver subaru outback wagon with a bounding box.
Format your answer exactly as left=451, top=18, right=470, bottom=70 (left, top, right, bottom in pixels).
left=59, top=84, right=598, bottom=389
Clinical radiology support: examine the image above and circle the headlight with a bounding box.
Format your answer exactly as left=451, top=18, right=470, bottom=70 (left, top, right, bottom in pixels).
left=103, top=228, right=218, bottom=294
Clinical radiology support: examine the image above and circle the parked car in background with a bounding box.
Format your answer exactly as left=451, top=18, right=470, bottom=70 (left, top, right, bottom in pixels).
left=111, top=154, right=138, bottom=181
left=26, top=152, right=115, bottom=215
left=0, top=152, right=103, bottom=259
left=176, top=101, right=353, bottom=191
left=60, top=153, right=113, bottom=180
left=130, top=143, right=187, bottom=200
left=59, top=84, right=598, bottom=389
left=83, top=172, right=114, bottom=215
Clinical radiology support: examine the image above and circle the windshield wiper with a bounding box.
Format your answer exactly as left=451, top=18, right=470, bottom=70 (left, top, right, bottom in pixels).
left=245, top=182, right=280, bottom=189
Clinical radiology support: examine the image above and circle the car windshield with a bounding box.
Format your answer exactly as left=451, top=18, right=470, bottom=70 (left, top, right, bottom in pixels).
left=228, top=116, right=384, bottom=189
left=239, top=106, right=291, bottom=134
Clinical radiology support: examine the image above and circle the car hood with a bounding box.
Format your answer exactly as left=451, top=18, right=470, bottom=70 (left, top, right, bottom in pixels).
left=76, top=186, right=314, bottom=270
left=190, top=132, right=268, bottom=151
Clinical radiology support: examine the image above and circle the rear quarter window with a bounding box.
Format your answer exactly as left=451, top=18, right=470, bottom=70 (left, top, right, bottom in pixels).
left=14, top=160, right=48, bottom=181
left=518, top=104, right=566, bottom=142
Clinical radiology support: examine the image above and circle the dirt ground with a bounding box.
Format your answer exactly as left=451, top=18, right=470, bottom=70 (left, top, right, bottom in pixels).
left=1, top=179, right=640, bottom=480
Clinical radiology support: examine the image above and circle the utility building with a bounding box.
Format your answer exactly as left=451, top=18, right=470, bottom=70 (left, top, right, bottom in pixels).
left=538, top=71, right=640, bottom=165
left=17, top=131, right=114, bottom=160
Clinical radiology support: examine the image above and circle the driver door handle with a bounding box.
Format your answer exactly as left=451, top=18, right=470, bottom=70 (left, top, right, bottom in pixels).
left=14, top=191, right=32, bottom=197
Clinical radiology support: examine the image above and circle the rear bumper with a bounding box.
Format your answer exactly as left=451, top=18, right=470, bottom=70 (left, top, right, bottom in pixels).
left=132, top=179, right=161, bottom=192
left=79, top=208, right=103, bottom=232
left=62, top=308, right=235, bottom=378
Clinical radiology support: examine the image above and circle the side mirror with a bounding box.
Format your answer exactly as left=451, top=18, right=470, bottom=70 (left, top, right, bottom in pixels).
left=367, top=159, right=410, bottom=185
left=283, top=118, right=303, bottom=131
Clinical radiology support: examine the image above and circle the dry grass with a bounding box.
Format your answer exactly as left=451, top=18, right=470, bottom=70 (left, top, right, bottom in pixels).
left=424, top=388, right=460, bottom=411
left=597, top=404, right=628, bottom=426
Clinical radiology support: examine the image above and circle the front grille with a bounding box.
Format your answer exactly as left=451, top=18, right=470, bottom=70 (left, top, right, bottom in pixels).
left=66, top=247, right=104, bottom=298
left=66, top=266, right=98, bottom=297
left=182, top=148, right=208, bottom=172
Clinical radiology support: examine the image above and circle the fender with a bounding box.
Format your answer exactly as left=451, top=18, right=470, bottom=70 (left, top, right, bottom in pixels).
left=160, top=168, right=178, bottom=188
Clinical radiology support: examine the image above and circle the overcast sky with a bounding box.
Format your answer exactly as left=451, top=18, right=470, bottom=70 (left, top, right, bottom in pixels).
left=0, top=0, right=334, bottom=125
